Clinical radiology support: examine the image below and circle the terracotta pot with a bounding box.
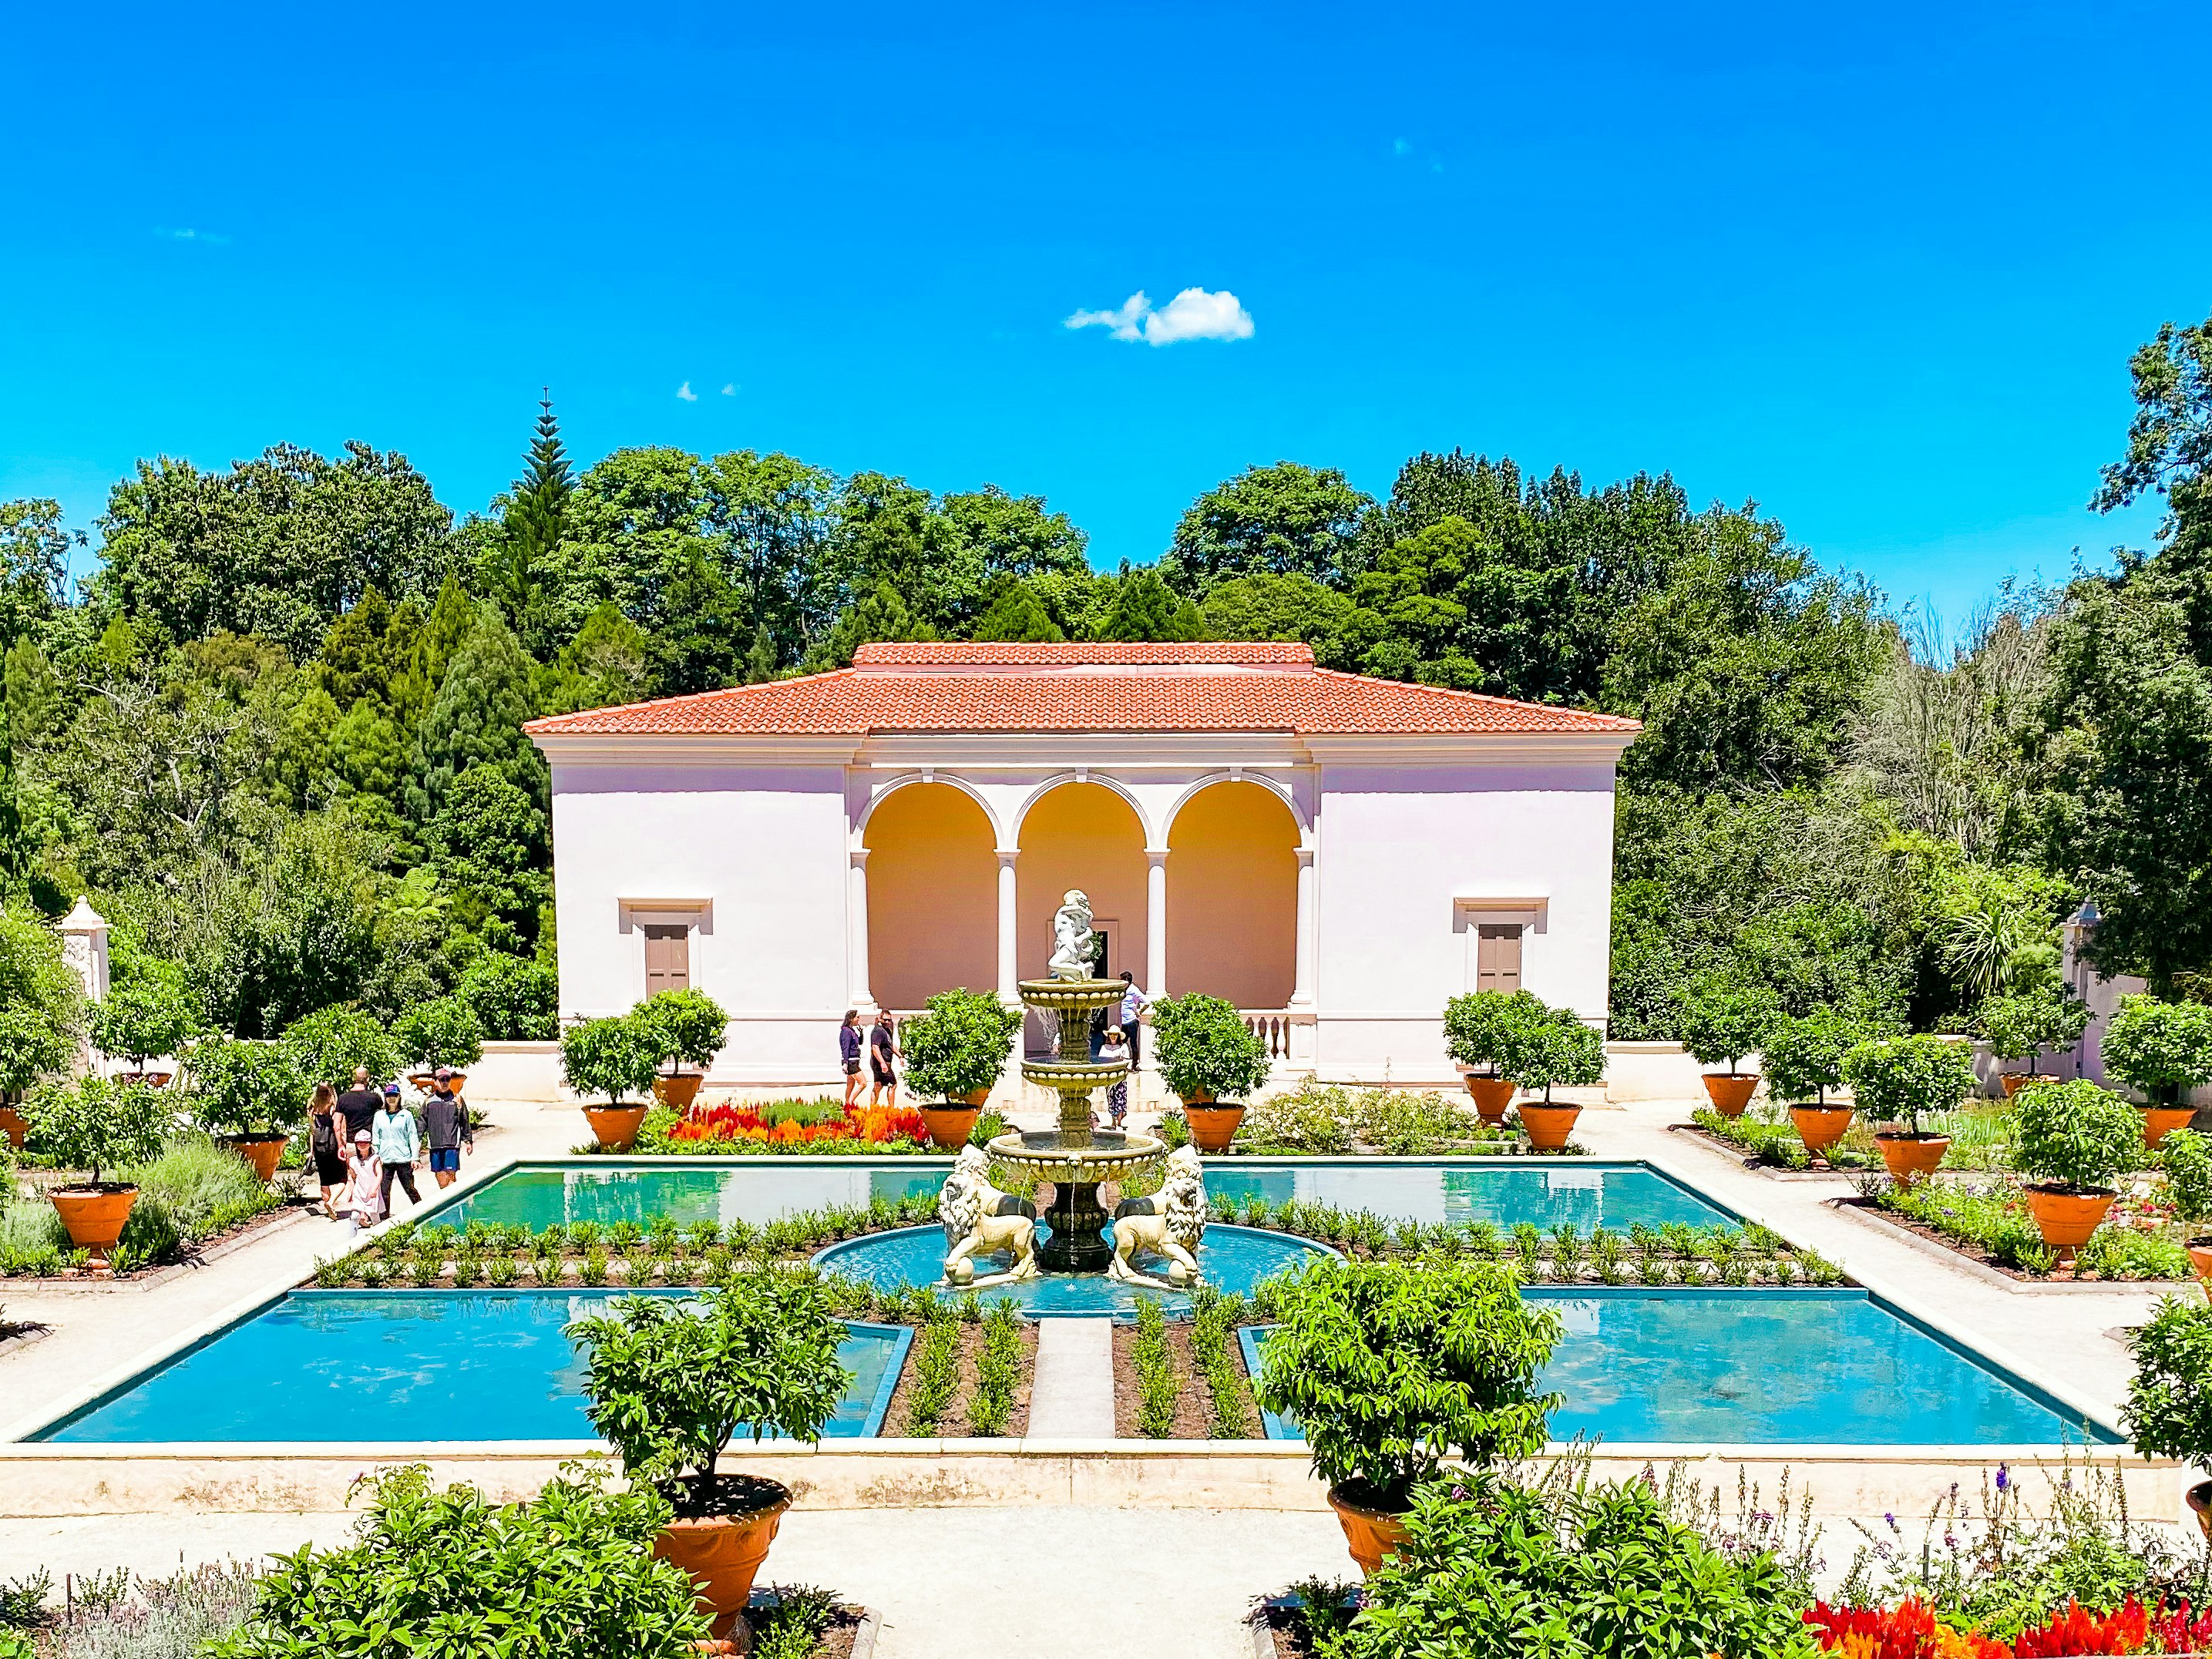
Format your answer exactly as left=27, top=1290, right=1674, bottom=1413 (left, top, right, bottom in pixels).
left=2023, top=1184, right=2115, bottom=1254
left=2189, top=1239, right=2212, bottom=1292
left=50, top=1185, right=139, bottom=1255
left=653, top=1073, right=704, bottom=1110
left=219, top=1133, right=287, bottom=1184
left=1999, top=1073, right=2034, bottom=1099
left=1462, top=1075, right=1515, bottom=1126
left=1327, top=1483, right=1410, bottom=1577
left=1874, top=1132, right=1951, bottom=1184
left=1701, top=1073, right=1760, bottom=1118
left=0, top=1104, right=24, bottom=1149
left=1184, top=1103, right=1246, bottom=1154
left=919, top=1104, right=982, bottom=1150
left=1516, top=1101, right=1582, bottom=1152
left=2142, top=1104, right=2197, bottom=1148
left=1790, top=1105, right=1856, bottom=1161
left=653, top=1483, right=793, bottom=1635
left=583, top=1104, right=650, bottom=1150
left=2190, top=1479, right=2212, bottom=1543
left=408, top=1072, right=469, bottom=1096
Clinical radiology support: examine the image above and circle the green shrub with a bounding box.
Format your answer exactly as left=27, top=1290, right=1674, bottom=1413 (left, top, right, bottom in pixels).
left=392, top=994, right=484, bottom=1073
left=42, top=1560, right=259, bottom=1659
left=1441, top=989, right=1538, bottom=1076
left=24, top=1076, right=170, bottom=1184
left=278, top=1005, right=404, bottom=1090
left=113, top=1193, right=182, bottom=1271
left=560, top=1015, right=660, bottom=1106
left=2103, top=995, right=2212, bottom=1106
left=185, top=1038, right=308, bottom=1139
left=1253, top=1258, right=1559, bottom=1510
left=2012, top=1080, right=2141, bottom=1192
left=1153, top=993, right=1271, bottom=1100
left=1975, top=986, right=2091, bottom=1075
left=1675, top=973, right=1781, bottom=1074
left=632, top=988, right=729, bottom=1077
left=899, top=988, right=1020, bottom=1100
left=126, top=1134, right=281, bottom=1236
left=210, top=1464, right=708, bottom=1659
left=0, top=906, right=85, bottom=1097
left=456, top=951, right=559, bottom=1041
left=1495, top=1001, right=1604, bottom=1103
left=968, top=1108, right=1010, bottom=1148
left=1842, top=1034, right=1975, bottom=1133
left=1762, top=1009, right=1870, bottom=1107
left=2161, top=1127, right=2212, bottom=1224
left=2127, top=1296, right=2212, bottom=1473
left=1233, top=1083, right=1358, bottom=1154
left=1330, top=1473, right=1819, bottom=1659
left=89, top=965, right=205, bottom=1069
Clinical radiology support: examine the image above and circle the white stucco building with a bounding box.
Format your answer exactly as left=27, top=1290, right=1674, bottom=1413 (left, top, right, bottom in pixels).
left=524, top=641, right=1639, bottom=1095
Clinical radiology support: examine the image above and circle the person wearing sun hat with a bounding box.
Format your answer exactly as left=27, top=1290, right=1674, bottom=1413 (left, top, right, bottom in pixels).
left=336, top=1128, right=385, bottom=1238
left=422, top=1066, right=473, bottom=1190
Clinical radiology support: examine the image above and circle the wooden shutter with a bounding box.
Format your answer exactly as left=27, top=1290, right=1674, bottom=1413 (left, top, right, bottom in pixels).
left=644, top=925, right=691, bottom=993
left=1476, top=924, right=1523, bottom=992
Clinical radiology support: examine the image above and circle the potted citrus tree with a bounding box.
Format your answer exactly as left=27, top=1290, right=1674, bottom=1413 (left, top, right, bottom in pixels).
left=2102, top=995, right=2212, bottom=1148
left=1152, top=992, right=1271, bottom=1153
left=394, top=994, right=484, bottom=1095
left=278, top=1005, right=404, bottom=1094
left=634, top=989, right=730, bottom=1111
left=22, top=1076, right=170, bottom=1260
left=565, top=1268, right=851, bottom=1636
left=1442, top=989, right=1535, bottom=1125
left=1675, top=973, right=1779, bottom=1118
left=562, top=1013, right=661, bottom=1149
left=89, top=968, right=203, bottom=1086
left=2160, top=1128, right=2212, bottom=1287
left=2123, top=1295, right=2212, bottom=1537
left=2012, top=1079, right=2140, bottom=1266
left=1762, top=1008, right=1865, bottom=1164
left=899, top=987, right=1021, bottom=1147
left=185, top=1036, right=310, bottom=1183
left=1843, top=1033, right=1974, bottom=1184
left=1498, top=999, right=1605, bottom=1152
left=1975, top=985, right=2093, bottom=1100
left=1253, top=1257, right=1561, bottom=1576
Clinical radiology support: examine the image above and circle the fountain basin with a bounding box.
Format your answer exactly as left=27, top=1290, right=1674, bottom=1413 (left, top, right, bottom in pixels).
left=987, top=1128, right=1165, bottom=1186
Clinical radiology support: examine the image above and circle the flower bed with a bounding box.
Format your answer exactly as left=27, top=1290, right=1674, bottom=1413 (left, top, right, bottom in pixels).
left=2, top=1134, right=289, bottom=1278
left=1861, top=1176, right=2191, bottom=1280
left=577, top=1099, right=937, bottom=1156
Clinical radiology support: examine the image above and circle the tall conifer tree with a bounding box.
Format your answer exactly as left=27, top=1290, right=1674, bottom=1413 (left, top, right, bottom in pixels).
left=496, top=393, right=570, bottom=650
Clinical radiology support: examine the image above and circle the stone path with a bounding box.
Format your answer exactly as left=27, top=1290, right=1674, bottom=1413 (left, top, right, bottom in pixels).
left=1027, top=1315, right=1117, bottom=1439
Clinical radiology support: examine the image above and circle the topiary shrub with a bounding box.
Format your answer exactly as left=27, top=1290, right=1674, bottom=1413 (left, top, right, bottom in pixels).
left=392, top=993, right=484, bottom=1073
left=1153, top=992, right=1271, bottom=1101
left=1975, top=985, right=2092, bottom=1080
left=900, top=987, right=1020, bottom=1102
left=2126, top=1296, right=2212, bottom=1483
left=1675, top=974, right=1781, bottom=1076
left=186, top=1038, right=310, bottom=1140
left=456, top=951, right=559, bottom=1041
left=89, top=965, right=205, bottom=1071
left=278, top=1005, right=404, bottom=1091
left=560, top=1015, right=660, bottom=1107
left=1494, top=1001, right=1604, bottom=1103
left=24, top=1076, right=170, bottom=1187
left=1441, top=989, right=1539, bottom=1078
left=1762, top=1008, right=1870, bottom=1107
left=2161, top=1127, right=2212, bottom=1225
left=2103, top=995, right=2212, bottom=1107
left=632, top=988, right=729, bottom=1079
left=2012, top=1080, right=2141, bottom=1194
left=1842, top=1034, right=1975, bottom=1134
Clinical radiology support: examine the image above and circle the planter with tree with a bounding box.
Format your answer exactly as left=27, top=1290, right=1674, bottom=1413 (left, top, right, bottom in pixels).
left=2160, top=1128, right=2212, bottom=1287
left=565, top=1268, right=850, bottom=1635
left=2012, top=1079, right=2141, bottom=1266
left=1441, top=989, right=1535, bottom=1125
left=1842, top=1034, right=1975, bottom=1184
left=2123, top=1295, right=2212, bottom=1536
left=1151, top=992, right=1272, bottom=1153
left=899, top=987, right=1021, bottom=1147
left=394, top=994, right=484, bottom=1096
left=88, top=966, right=203, bottom=1087
left=278, top=1004, right=404, bottom=1094
left=562, top=1014, right=661, bottom=1149
left=22, top=1076, right=170, bottom=1259
left=187, top=1037, right=311, bottom=1183
left=2102, top=994, right=2212, bottom=1148
left=1975, top=984, right=2093, bottom=1100
left=1676, top=974, right=1780, bottom=1118
left=1252, top=1256, right=1561, bottom=1575
left=1761, top=1008, right=1866, bottom=1164
left=1497, top=999, right=1605, bottom=1151
left=634, top=989, right=730, bottom=1112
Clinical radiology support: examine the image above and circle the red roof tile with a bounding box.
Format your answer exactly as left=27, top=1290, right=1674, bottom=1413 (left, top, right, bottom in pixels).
left=523, top=644, right=1641, bottom=738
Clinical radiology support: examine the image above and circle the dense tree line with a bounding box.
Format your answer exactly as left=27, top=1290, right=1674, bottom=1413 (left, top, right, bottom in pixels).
left=0, top=313, right=2207, bottom=1050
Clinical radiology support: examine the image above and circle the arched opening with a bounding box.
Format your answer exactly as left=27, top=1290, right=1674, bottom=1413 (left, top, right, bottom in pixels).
left=1017, top=782, right=1148, bottom=988
left=1168, top=781, right=1298, bottom=1007
left=864, top=783, right=996, bottom=1010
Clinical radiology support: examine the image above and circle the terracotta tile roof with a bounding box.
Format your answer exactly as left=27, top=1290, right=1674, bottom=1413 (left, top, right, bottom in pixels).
left=523, top=644, right=1642, bottom=738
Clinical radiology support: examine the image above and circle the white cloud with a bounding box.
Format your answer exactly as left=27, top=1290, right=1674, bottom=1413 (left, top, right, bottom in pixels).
left=1064, top=287, right=1254, bottom=347
left=675, top=381, right=698, bottom=401
left=720, top=382, right=736, bottom=396
left=154, top=227, right=230, bottom=245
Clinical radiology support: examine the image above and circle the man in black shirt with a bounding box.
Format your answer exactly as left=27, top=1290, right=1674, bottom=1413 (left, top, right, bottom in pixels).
left=336, top=1068, right=383, bottom=1143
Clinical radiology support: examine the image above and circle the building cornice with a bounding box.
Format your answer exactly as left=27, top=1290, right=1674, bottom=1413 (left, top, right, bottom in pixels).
left=533, top=733, right=862, bottom=768
left=1299, top=732, right=1635, bottom=766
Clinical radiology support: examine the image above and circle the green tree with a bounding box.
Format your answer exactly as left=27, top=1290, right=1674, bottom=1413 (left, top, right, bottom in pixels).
left=1163, top=462, right=1370, bottom=597
left=539, top=600, right=652, bottom=716
left=969, top=576, right=1066, bottom=643
left=694, top=448, right=839, bottom=658
left=650, top=547, right=751, bottom=693
left=940, top=485, right=1090, bottom=585
left=804, top=582, right=936, bottom=670
left=408, top=603, right=544, bottom=817
left=494, top=393, right=571, bottom=650
left=311, top=587, right=395, bottom=711
left=550, top=445, right=709, bottom=647
left=426, top=764, right=550, bottom=940
left=0, top=499, right=77, bottom=646
left=456, top=949, right=559, bottom=1039
left=1199, top=573, right=1356, bottom=656
left=1098, top=571, right=1206, bottom=643
left=824, top=472, right=976, bottom=634
left=389, top=573, right=479, bottom=736
left=2094, top=309, right=2212, bottom=572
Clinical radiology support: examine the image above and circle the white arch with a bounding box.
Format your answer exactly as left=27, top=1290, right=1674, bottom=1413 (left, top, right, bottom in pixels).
left=1161, top=771, right=1309, bottom=845
left=1012, top=772, right=1156, bottom=847
left=857, top=772, right=1007, bottom=848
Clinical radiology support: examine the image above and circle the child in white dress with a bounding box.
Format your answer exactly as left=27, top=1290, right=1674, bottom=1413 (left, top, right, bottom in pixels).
left=1099, top=1027, right=1131, bottom=1129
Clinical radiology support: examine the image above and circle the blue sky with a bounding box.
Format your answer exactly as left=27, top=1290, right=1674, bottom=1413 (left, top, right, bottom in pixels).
left=2, top=1, right=2204, bottom=623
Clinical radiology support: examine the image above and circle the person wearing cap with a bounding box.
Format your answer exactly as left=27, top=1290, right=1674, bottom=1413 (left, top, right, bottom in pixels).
left=422, top=1067, right=473, bottom=1190
left=336, top=1128, right=385, bottom=1237
left=371, top=1085, right=423, bottom=1214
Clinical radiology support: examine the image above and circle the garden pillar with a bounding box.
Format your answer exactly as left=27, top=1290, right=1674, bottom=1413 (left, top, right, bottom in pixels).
left=1145, top=848, right=1168, bottom=999
left=59, top=896, right=109, bottom=1003
left=847, top=848, right=873, bottom=1010
left=996, top=848, right=1019, bottom=1002
left=1289, top=846, right=1316, bottom=1008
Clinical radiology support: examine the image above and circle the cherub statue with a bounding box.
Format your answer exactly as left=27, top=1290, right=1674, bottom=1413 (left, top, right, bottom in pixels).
left=938, top=1145, right=1040, bottom=1287
left=1108, top=1144, right=1208, bottom=1288
left=1047, top=888, right=1096, bottom=981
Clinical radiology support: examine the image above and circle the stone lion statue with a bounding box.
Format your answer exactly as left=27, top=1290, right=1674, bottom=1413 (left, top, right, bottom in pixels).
left=1108, top=1144, right=1207, bottom=1288
left=938, top=1145, right=1040, bottom=1287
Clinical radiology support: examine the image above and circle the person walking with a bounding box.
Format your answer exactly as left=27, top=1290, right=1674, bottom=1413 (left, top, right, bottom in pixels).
left=421, top=1067, right=472, bottom=1190
left=336, top=1067, right=382, bottom=1144
left=839, top=1010, right=865, bottom=1112
left=335, top=1129, right=385, bottom=1238
left=1099, top=1026, right=1131, bottom=1130
left=372, top=1084, right=423, bottom=1214
left=307, top=1083, right=346, bottom=1218
left=867, top=1009, right=901, bottom=1108
left=1117, top=972, right=1152, bottom=1068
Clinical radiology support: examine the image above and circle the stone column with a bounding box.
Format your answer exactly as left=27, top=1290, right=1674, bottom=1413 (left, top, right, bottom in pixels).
left=1145, top=848, right=1168, bottom=998
left=59, top=896, right=109, bottom=1004
left=996, top=848, right=1020, bottom=1001
left=1289, top=846, right=1317, bottom=1008
left=847, top=848, right=873, bottom=1010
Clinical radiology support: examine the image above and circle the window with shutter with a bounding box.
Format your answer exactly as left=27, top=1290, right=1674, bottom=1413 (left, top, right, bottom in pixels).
left=1476, top=923, right=1523, bottom=992
left=643, top=925, right=691, bottom=993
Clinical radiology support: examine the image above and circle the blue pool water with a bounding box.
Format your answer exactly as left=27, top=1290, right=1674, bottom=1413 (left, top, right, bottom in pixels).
left=428, top=1160, right=950, bottom=1232
left=36, top=1291, right=910, bottom=1443
left=812, top=1223, right=1337, bottom=1318
left=1204, top=1160, right=1734, bottom=1231
left=1239, top=1289, right=2120, bottom=1446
